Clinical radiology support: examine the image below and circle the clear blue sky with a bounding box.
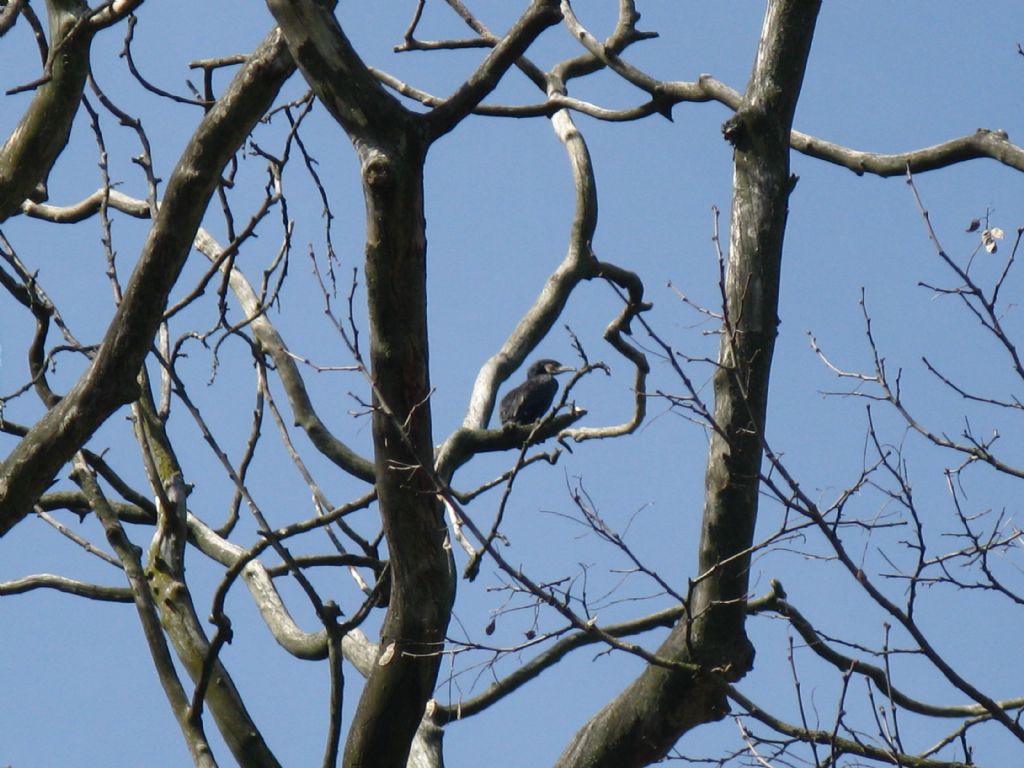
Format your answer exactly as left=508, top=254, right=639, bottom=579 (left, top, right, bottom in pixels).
left=2, top=2, right=1023, bottom=765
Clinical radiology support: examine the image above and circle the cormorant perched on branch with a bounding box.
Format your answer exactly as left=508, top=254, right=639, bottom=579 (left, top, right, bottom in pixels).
left=499, top=359, right=572, bottom=426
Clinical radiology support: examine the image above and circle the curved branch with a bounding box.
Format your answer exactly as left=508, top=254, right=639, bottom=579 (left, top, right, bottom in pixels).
left=562, top=263, right=651, bottom=443
left=373, top=67, right=667, bottom=121
left=443, top=12, right=651, bottom=451
left=189, top=510, right=385, bottom=663
left=558, top=0, right=667, bottom=105
left=22, top=188, right=150, bottom=222
left=193, top=230, right=376, bottom=484
left=792, top=126, right=1024, bottom=176
left=453, top=86, right=600, bottom=435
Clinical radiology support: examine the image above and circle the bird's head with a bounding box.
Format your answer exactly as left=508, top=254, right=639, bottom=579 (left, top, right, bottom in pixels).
left=528, top=359, right=573, bottom=378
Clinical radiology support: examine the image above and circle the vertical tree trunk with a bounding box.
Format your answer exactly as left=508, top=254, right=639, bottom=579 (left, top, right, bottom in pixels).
left=259, top=4, right=465, bottom=764
left=689, top=0, right=822, bottom=672
left=341, top=143, right=455, bottom=768
left=555, top=2, right=822, bottom=766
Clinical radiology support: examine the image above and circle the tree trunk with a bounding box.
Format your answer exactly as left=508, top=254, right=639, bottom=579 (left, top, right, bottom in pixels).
left=341, top=141, right=455, bottom=768
left=554, top=2, right=822, bottom=765
left=261, top=3, right=456, bottom=764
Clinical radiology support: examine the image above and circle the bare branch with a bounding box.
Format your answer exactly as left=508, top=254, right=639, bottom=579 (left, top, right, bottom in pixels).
left=0, top=572, right=131, bottom=601
left=0, top=27, right=297, bottom=534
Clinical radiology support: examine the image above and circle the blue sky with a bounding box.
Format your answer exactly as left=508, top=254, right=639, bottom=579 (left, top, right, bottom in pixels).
left=2, top=2, right=1024, bottom=766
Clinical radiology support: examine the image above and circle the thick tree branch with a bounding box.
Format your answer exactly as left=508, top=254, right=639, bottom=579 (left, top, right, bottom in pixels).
left=555, top=3, right=822, bottom=765
left=0, top=28, right=296, bottom=534
left=193, top=229, right=376, bottom=483
left=71, top=456, right=219, bottom=768
left=422, top=0, right=562, bottom=141
left=264, top=0, right=411, bottom=145
left=792, top=127, right=1024, bottom=176
left=266, top=6, right=458, bottom=765
left=0, top=0, right=93, bottom=221
left=132, top=370, right=283, bottom=768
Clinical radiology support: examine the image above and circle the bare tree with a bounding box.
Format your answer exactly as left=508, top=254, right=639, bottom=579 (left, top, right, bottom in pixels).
left=2, top=1, right=1023, bottom=767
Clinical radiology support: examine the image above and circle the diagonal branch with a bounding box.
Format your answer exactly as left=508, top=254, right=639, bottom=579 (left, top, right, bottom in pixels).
left=0, top=0, right=94, bottom=221
left=0, top=27, right=296, bottom=534
left=71, top=455, right=219, bottom=768
left=422, top=0, right=562, bottom=141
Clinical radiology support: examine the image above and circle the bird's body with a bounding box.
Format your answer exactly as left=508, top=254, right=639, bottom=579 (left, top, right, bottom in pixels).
left=499, top=359, right=571, bottom=426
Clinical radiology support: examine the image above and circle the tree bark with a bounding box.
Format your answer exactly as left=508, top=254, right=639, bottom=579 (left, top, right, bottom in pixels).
left=0, top=0, right=93, bottom=222
left=132, top=376, right=282, bottom=768
left=342, top=140, right=456, bottom=768
left=263, top=2, right=562, bottom=762
left=263, top=3, right=455, bottom=765
left=554, top=2, right=822, bottom=765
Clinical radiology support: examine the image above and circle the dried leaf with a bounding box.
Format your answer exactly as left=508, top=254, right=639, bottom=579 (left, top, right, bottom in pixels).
left=966, top=218, right=981, bottom=232
left=981, top=227, right=1004, bottom=253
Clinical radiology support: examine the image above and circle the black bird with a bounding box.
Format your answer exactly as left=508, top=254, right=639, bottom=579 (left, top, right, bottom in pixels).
left=499, top=359, right=572, bottom=426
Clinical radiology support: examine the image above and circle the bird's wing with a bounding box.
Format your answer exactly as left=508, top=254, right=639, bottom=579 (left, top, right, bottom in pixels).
left=499, top=386, right=526, bottom=424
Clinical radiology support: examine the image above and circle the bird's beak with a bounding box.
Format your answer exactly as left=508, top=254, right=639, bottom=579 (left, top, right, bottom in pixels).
left=553, top=365, right=574, bottom=375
